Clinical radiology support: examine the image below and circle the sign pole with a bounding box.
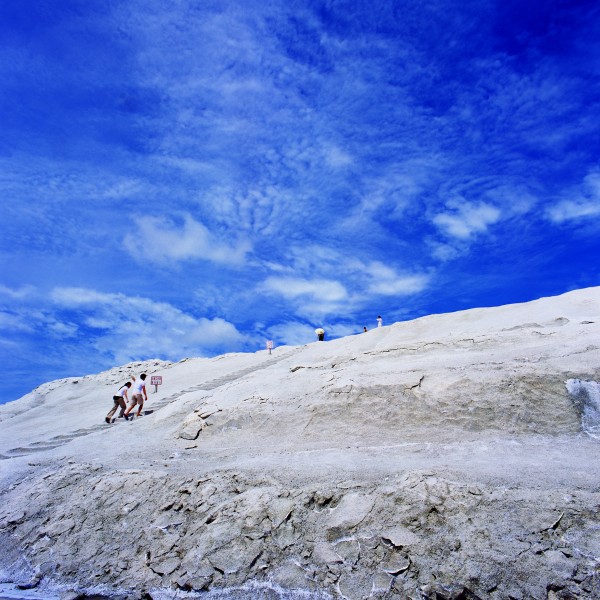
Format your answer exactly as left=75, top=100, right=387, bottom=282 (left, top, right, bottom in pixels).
left=150, top=375, right=163, bottom=394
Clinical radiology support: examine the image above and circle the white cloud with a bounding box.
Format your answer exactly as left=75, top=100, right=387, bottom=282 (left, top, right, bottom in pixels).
left=0, top=287, right=58, bottom=335
left=586, top=172, right=600, bottom=197
left=547, top=172, right=600, bottom=223
left=0, top=302, right=78, bottom=339
left=351, top=157, right=443, bottom=223
left=123, top=214, right=251, bottom=266
left=99, top=178, right=149, bottom=200
left=475, top=183, right=539, bottom=217
left=433, top=201, right=501, bottom=239
left=261, top=250, right=431, bottom=318
left=428, top=241, right=461, bottom=262
left=285, top=245, right=343, bottom=273
left=267, top=321, right=315, bottom=346
left=369, top=274, right=430, bottom=296
left=364, top=261, right=430, bottom=296
left=263, top=277, right=348, bottom=303
left=547, top=200, right=600, bottom=223
left=0, top=311, right=36, bottom=333
left=51, top=288, right=109, bottom=305
left=46, top=320, right=79, bottom=338
left=0, top=284, right=36, bottom=300
left=323, top=144, right=353, bottom=168
left=157, top=156, right=214, bottom=175
left=261, top=276, right=352, bottom=320
left=50, top=287, right=246, bottom=363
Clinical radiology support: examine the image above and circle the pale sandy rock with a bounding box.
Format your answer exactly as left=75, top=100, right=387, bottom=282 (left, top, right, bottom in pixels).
left=266, top=496, right=295, bottom=528
left=338, top=572, right=374, bottom=600
left=381, top=552, right=410, bottom=574
left=544, top=549, right=577, bottom=579
left=312, top=542, right=342, bottom=564
left=371, top=571, right=393, bottom=593
left=150, top=556, right=180, bottom=575
left=195, top=404, right=220, bottom=418
left=271, top=562, right=317, bottom=590
left=0, top=287, right=599, bottom=599
left=208, top=540, right=262, bottom=574
left=333, top=539, right=360, bottom=565
left=178, top=412, right=206, bottom=440
left=325, top=493, right=376, bottom=540
left=272, top=521, right=300, bottom=549
left=381, top=525, right=420, bottom=548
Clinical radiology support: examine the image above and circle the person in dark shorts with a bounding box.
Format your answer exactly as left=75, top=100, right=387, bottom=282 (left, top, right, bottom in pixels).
left=105, top=381, right=132, bottom=423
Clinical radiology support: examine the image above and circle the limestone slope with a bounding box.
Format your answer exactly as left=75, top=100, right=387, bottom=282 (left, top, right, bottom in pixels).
left=1, top=287, right=600, bottom=599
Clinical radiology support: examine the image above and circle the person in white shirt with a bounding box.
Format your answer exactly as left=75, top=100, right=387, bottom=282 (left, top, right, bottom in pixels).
left=377, top=315, right=383, bottom=328
left=124, top=374, right=148, bottom=419
left=105, top=381, right=132, bottom=423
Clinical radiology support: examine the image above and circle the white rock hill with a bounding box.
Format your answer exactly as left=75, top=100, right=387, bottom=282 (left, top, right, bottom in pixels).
left=1, top=287, right=600, bottom=600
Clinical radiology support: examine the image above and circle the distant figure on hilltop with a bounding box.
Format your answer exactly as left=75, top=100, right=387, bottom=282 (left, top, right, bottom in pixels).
left=377, top=315, right=382, bottom=328
left=124, top=374, right=148, bottom=419
left=315, top=327, right=325, bottom=341
left=105, top=380, right=133, bottom=424
left=363, top=326, right=368, bottom=332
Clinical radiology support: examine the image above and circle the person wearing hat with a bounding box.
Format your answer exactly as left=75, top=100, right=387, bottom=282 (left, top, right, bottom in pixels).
left=315, top=327, right=325, bottom=341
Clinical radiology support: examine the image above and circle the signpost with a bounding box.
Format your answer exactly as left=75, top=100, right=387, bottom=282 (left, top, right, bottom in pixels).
left=266, top=340, right=274, bottom=355
left=150, top=375, right=162, bottom=393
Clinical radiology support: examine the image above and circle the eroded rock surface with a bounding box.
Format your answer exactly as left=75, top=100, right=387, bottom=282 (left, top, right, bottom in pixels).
left=1, top=467, right=599, bottom=599
left=1, top=288, right=600, bottom=598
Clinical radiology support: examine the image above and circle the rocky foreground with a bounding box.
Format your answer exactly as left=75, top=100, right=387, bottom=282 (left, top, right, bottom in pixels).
left=1, top=288, right=600, bottom=599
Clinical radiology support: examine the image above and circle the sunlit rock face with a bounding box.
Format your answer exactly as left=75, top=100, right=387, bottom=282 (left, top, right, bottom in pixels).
left=1, top=288, right=600, bottom=599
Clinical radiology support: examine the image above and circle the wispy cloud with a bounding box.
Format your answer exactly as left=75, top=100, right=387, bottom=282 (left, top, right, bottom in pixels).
left=366, top=265, right=430, bottom=297
left=2, top=0, right=600, bottom=402
left=548, top=200, right=600, bottom=223
left=547, top=171, right=600, bottom=224
left=0, top=284, right=36, bottom=300
left=433, top=201, right=502, bottom=240
left=267, top=321, right=315, bottom=346
left=0, top=311, right=36, bottom=334
left=351, top=157, right=446, bottom=224
left=50, top=287, right=247, bottom=363
left=261, top=276, right=350, bottom=319
left=123, top=214, right=251, bottom=266
left=260, top=249, right=431, bottom=320
left=262, top=277, right=347, bottom=302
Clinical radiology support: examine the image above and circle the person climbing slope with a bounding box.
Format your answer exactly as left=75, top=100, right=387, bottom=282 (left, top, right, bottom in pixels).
left=105, top=380, right=132, bottom=424
left=123, top=374, right=148, bottom=419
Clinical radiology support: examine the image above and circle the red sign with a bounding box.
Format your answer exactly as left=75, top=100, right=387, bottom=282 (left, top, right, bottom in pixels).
left=150, top=376, right=162, bottom=386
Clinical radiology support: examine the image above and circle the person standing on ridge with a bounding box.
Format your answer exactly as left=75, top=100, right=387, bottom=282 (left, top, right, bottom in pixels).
left=377, top=315, right=383, bottom=328
left=315, top=327, right=325, bottom=341
left=124, top=374, right=148, bottom=419
left=363, top=326, right=368, bottom=332
left=105, top=380, right=132, bottom=424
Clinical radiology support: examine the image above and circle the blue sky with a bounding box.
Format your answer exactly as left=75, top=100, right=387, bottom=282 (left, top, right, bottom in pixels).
left=1, top=0, right=600, bottom=404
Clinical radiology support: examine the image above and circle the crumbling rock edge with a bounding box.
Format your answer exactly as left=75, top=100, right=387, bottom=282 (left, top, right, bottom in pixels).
left=1, top=464, right=599, bottom=599
left=2, top=288, right=600, bottom=599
